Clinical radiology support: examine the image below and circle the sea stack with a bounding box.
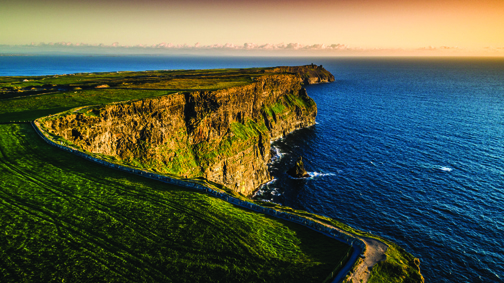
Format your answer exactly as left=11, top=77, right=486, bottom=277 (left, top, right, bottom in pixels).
left=287, top=156, right=310, bottom=178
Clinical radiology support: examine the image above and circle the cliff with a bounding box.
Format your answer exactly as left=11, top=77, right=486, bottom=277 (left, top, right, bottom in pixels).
left=43, top=65, right=334, bottom=196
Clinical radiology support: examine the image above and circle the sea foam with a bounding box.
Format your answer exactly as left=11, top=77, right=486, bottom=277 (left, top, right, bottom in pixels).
left=287, top=171, right=336, bottom=180
left=440, top=166, right=453, bottom=172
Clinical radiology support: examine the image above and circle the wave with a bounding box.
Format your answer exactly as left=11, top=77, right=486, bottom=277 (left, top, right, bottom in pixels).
left=270, top=188, right=282, bottom=196
left=253, top=178, right=278, bottom=197
left=432, top=165, right=453, bottom=172
left=310, top=171, right=337, bottom=178
left=263, top=178, right=277, bottom=186
left=270, top=146, right=285, bottom=163
left=253, top=180, right=283, bottom=204
left=419, top=163, right=454, bottom=172
left=288, top=171, right=337, bottom=180
left=440, top=166, right=453, bottom=172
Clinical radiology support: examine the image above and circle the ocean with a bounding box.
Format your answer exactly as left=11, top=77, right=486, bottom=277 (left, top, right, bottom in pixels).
left=1, top=55, right=503, bottom=282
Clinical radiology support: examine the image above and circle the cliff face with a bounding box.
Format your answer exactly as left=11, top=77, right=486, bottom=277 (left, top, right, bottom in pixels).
left=44, top=65, right=334, bottom=196
left=264, top=65, right=334, bottom=85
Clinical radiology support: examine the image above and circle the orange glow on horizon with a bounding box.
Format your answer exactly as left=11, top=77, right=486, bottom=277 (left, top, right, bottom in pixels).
left=0, top=0, right=503, bottom=56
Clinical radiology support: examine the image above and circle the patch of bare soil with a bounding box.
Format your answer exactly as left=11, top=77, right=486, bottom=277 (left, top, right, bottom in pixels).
left=345, top=237, right=388, bottom=283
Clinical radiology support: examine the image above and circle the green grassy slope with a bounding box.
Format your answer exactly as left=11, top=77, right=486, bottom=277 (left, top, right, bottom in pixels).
left=0, top=124, right=351, bottom=283
left=0, top=66, right=320, bottom=123
left=0, top=69, right=260, bottom=123
left=0, top=89, right=176, bottom=123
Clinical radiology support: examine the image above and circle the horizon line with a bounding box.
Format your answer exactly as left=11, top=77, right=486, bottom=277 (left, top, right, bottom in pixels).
left=1, top=42, right=504, bottom=57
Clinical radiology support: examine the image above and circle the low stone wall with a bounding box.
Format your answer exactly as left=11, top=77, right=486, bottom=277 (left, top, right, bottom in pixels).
left=31, top=120, right=366, bottom=282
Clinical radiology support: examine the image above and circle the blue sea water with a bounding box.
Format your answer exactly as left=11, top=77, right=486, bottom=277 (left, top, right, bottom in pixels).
left=1, top=55, right=503, bottom=282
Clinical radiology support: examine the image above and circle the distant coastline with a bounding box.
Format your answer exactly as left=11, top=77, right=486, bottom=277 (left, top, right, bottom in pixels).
left=0, top=54, right=33, bottom=56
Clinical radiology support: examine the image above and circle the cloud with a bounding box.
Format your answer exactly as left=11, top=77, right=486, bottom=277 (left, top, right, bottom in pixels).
left=417, top=45, right=460, bottom=51
left=285, top=43, right=302, bottom=49
left=11, top=41, right=501, bottom=56
left=23, top=41, right=351, bottom=51
left=484, top=46, right=504, bottom=50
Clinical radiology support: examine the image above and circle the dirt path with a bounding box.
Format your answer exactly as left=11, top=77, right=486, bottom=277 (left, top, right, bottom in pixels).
left=344, top=236, right=388, bottom=283
left=306, top=216, right=388, bottom=283
left=297, top=212, right=389, bottom=283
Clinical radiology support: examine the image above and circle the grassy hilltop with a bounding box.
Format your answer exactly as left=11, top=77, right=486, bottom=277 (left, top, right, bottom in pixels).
left=0, top=68, right=261, bottom=123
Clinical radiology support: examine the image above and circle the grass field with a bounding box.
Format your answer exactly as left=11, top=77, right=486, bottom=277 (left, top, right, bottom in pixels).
left=0, top=123, right=352, bottom=282
left=0, top=68, right=263, bottom=123
left=0, top=89, right=177, bottom=123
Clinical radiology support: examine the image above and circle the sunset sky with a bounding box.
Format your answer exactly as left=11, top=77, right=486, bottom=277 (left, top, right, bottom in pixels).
left=1, top=0, right=503, bottom=56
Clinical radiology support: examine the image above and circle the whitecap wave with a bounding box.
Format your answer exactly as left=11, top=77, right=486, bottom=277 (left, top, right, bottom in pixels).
left=421, top=164, right=454, bottom=172
left=263, top=178, right=277, bottom=186
left=270, top=146, right=285, bottom=162
left=288, top=171, right=337, bottom=180
left=440, top=166, right=453, bottom=172
left=309, top=172, right=337, bottom=178
left=253, top=179, right=278, bottom=197
left=270, top=188, right=282, bottom=196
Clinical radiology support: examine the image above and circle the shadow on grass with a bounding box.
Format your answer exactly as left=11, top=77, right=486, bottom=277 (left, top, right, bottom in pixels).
left=0, top=107, right=71, bottom=123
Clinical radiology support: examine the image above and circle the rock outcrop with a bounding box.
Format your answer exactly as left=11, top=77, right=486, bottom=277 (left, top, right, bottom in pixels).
left=287, top=156, right=310, bottom=178
left=43, top=65, right=334, bottom=196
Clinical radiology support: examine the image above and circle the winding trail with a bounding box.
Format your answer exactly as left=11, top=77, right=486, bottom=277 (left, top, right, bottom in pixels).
left=269, top=208, right=388, bottom=283
left=307, top=219, right=388, bottom=283
left=346, top=237, right=388, bottom=283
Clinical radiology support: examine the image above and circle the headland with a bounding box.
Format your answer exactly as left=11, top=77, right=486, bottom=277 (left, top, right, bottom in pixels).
left=0, top=65, right=423, bottom=282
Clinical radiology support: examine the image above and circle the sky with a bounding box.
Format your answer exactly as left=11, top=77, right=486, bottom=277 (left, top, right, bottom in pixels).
left=1, top=0, right=503, bottom=56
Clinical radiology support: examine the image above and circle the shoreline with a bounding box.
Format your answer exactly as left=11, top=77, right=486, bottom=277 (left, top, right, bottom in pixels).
left=251, top=121, right=318, bottom=200
left=248, top=103, right=393, bottom=283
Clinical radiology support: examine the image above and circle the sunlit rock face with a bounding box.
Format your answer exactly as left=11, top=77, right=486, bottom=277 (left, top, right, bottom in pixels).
left=45, top=66, right=333, bottom=196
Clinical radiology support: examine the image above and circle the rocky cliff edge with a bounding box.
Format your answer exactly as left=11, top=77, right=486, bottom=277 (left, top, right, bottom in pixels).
left=42, top=65, right=334, bottom=196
